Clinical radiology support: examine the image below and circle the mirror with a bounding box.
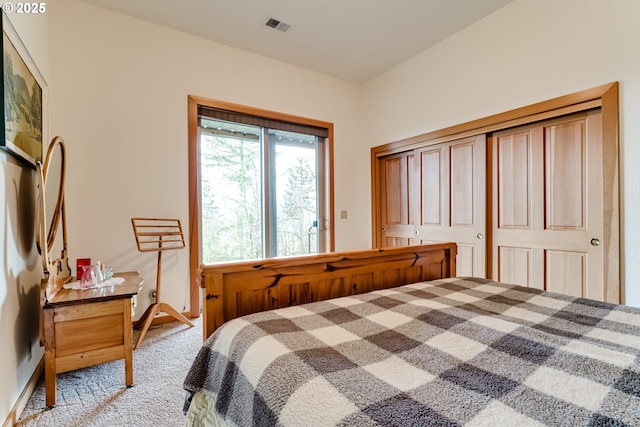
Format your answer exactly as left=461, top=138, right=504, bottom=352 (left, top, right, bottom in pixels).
left=37, top=136, right=72, bottom=301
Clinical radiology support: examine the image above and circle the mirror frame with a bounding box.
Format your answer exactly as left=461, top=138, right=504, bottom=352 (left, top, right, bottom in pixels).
left=37, top=136, right=72, bottom=300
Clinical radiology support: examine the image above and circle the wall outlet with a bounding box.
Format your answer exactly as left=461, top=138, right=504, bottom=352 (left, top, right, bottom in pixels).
left=150, top=290, right=157, bottom=304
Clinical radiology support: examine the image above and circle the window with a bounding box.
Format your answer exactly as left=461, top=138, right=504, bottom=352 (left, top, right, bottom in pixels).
left=188, top=97, right=334, bottom=267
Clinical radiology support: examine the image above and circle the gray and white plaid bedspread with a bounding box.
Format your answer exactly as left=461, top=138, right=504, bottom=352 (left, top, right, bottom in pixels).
left=183, top=277, right=640, bottom=426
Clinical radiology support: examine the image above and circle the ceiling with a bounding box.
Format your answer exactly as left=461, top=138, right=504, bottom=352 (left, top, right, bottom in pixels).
left=81, top=0, right=515, bottom=84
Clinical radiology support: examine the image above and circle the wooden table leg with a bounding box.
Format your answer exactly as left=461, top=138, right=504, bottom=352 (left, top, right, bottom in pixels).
left=44, top=309, right=57, bottom=408
left=123, top=298, right=134, bottom=386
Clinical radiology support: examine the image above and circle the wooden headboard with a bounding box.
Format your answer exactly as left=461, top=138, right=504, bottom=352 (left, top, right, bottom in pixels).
left=197, top=242, right=457, bottom=340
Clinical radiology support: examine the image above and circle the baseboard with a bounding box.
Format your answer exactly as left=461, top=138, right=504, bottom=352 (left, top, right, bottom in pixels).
left=3, top=356, right=44, bottom=427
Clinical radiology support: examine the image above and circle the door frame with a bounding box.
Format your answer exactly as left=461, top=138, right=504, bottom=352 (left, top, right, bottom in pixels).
left=371, top=82, right=619, bottom=300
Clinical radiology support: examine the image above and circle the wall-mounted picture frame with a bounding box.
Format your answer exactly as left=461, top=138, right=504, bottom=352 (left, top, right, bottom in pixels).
left=0, top=12, right=47, bottom=167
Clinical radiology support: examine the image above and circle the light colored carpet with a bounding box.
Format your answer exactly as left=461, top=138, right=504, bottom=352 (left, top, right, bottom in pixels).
left=17, top=317, right=204, bottom=427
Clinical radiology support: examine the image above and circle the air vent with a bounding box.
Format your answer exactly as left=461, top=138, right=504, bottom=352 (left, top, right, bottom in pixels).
left=265, top=18, right=291, bottom=32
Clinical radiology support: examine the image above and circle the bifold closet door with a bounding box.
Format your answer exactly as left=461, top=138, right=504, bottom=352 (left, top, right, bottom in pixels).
left=378, top=151, right=417, bottom=247
left=491, top=110, right=607, bottom=301
left=414, top=135, right=486, bottom=277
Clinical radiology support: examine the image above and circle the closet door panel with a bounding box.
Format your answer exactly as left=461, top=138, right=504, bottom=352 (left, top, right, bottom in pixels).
left=415, top=145, right=448, bottom=242
left=456, top=243, right=475, bottom=277
left=546, top=250, right=586, bottom=297
left=384, top=156, right=406, bottom=225
left=450, top=142, right=474, bottom=226
left=379, top=152, right=415, bottom=247
left=545, top=121, right=586, bottom=230
left=497, top=131, right=532, bottom=229
left=498, top=246, right=532, bottom=288
left=415, top=135, right=485, bottom=277
left=493, top=111, right=606, bottom=301
left=420, top=149, right=442, bottom=226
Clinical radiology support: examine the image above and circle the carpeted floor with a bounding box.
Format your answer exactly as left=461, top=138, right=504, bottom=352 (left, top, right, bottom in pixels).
left=16, top=317, right=204, bottom=427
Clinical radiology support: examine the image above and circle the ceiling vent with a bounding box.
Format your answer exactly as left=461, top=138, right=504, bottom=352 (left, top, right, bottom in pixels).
left=265, top=18, right=291, bottom=32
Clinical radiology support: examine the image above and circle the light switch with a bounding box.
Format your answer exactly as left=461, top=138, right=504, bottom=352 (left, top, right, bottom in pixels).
left=340, top=210, right=348, bottom=219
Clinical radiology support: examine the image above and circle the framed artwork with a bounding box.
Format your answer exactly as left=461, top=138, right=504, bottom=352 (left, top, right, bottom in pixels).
left=0, top=12, right=47, bottom=167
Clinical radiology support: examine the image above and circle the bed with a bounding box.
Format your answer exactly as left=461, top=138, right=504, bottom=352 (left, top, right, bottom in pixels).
left=184, top=243, right=640, bottom=426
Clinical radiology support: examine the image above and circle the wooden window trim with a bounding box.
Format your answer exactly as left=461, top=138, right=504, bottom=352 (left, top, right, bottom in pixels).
left=187, top=95, right=335, bottom=318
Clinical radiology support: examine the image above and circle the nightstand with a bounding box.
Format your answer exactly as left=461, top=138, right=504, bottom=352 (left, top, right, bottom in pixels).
left=42, top=271, right=143, bottom=407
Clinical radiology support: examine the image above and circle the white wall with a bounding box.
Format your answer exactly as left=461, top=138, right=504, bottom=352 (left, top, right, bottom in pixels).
left=0, top=9, right=49, bottom=425
left=48, top=0, right=367, bottom=321
left=362, top=0, right=640, bottom=306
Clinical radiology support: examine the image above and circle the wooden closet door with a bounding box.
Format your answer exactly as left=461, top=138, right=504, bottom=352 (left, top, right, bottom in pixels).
left=492, top=110, right=607, bottom=300
left=379, top=152, right=416, bottom=247
left=414, top=135, right=486, bottom=276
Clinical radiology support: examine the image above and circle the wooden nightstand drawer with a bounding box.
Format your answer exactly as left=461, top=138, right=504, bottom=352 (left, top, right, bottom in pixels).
left=54, top=312, right=124, bottom=357
left=53, top=299, right=123, bottom=322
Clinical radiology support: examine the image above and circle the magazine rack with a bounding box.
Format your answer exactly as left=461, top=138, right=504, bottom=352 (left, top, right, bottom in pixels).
left=131, top=217, right=194, bottom=349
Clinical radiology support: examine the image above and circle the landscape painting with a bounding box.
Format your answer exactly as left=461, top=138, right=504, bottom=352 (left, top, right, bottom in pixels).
left=1, top=14, right=44, bottom=166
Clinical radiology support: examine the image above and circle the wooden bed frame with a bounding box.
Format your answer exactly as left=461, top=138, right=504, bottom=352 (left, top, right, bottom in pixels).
left=197, top=243, right=457, bottom=340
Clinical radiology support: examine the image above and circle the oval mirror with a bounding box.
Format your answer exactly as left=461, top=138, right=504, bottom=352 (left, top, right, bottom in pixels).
left=37, top=136, right=72, bottom=294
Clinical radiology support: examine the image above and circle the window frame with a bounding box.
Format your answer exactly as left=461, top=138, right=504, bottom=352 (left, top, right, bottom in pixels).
left=187, top=95, right=335, bottom=317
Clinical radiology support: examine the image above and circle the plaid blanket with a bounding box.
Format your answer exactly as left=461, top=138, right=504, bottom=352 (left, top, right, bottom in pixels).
left=183, top=277, right=640, bottom=426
